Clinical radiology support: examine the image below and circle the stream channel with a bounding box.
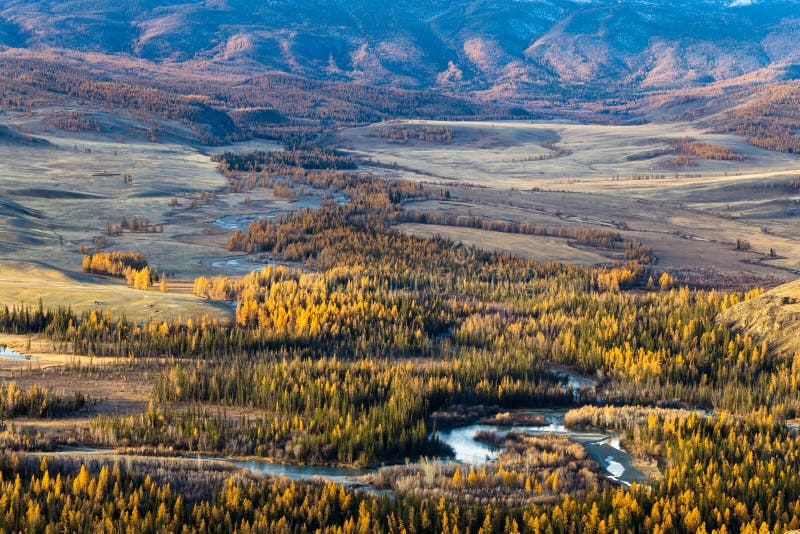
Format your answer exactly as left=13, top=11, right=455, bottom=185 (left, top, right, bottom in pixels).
left=39, top=369, right=645, bottom=489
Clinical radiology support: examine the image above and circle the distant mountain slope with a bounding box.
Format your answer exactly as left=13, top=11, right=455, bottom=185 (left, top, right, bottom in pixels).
left=723, top=80, right=800, bottom=153
left=1, top=0, right=799, bottom=101
left=0, top=55, right=517, bottom=145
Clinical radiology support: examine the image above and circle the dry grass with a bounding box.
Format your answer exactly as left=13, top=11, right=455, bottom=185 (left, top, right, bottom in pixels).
left=328, top=120, right=800, bottom=286
left=0, top=107, right=303, bottom=281
left=0, top=262, right=232, bottom=322
left=395, top=223, right=611, bottom=265
left=3, top=109, right=799, bottom=298
left=0, top=358, right=155, bottom=437
left=403, top=186, right=798, bottom=288
left=719, top=279, right=800, bottom=357
left=333, top=119, right=800, bottom=188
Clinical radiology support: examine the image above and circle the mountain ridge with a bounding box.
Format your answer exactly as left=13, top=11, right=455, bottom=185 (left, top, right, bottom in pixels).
left=2, top=0, right=800, bottom=103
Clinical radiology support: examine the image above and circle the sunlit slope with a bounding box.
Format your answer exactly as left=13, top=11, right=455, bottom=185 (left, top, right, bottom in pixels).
left=719, top=280, right=800, bottom=357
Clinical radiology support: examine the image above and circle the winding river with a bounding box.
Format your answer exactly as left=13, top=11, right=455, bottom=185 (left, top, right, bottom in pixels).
left=209, top=193, right=347, bottom=233
left=215, top=369, right=647, bottom=486
left=46, top=413, right=644, bottom=491
left=222, top=367, right=645, bottom=486
left=210, top=256, right=276, bottom=274
left=27, top=366, right=645, bottom=488
left=433, top=409, right=646, bottom=486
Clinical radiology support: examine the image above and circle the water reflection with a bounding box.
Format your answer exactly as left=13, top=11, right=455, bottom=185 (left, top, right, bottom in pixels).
left=433, top=410, right=647, bottom=486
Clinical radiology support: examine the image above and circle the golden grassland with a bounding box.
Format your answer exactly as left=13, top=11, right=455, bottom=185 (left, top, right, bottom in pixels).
left=0, top=262, right=232, bottom=323
left=719, top=278, right=800, bottom=357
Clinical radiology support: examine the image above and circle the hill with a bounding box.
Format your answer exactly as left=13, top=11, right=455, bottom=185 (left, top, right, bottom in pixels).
left=720, top=280, right=800, bottom=357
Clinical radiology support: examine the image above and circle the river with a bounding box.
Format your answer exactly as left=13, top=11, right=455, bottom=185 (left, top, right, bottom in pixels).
left=42, top=407, right=645, bottom=491
left=0, top=346, right=37, bottom=361
left=210, top=256, right=276, bottom=274
left=32, top=366, right=644, bottom=488
left=209, top=193, right=347, bottom=233
left=432, top=409, right=646, bottom=486
left=224, top=458, right=371, bottom=486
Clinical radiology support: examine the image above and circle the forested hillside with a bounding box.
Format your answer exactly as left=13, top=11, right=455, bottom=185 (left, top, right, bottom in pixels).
left=2, top=0, right=799, bottom=98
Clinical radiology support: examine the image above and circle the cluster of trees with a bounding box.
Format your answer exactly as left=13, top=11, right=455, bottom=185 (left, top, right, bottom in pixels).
left=594, top=261, right=645, bottom=291
left=94, top=363, right=444, bottom=466
left=226, top=182, right=791, bottom=416
left=754, top=177, right=800, bottom=193
left=397, top=210, right=632, bottom=250
left=81, top=252, right=156, bottom=289
left=81, top=252, right=148, bottom=278
left=661, top=156, right=699, bottom=169
left=271, top=183, right=297, bottom=200
left=48, top=110, right=101, bottom=132
left=124, top=267, right=153, bottom=290
left=511, top=152, right=566, bottom=163
left=667, top=137, right=744, bottom=161
left=0, top=302, right=68, bottom=335
left=662, top=138, right=745, bottom=168
left=566, top=410, right=800, bottom=534
left=193, top=275, right=239, bottom=301
left=106, top=216, right=163, bottom=236
left=144, top=351, right=568, bottom=466
left=213, top=149, right=356, bottom=173
left=540, top=141, right=573, bottom=157
left=624, top=241, right=655, bottom=264
left=213, top=150, right=424, bottom=208
left=0, top=383, right=85, bottom=419
left=197, top=265, right=450, bottom=355
left=563, top=405, right=693, bottom=431
left=172, top=191, right=219, bottom=209
left=372, top=125, right=455, bottom=144
left=366, top=433, right=602, bottom=504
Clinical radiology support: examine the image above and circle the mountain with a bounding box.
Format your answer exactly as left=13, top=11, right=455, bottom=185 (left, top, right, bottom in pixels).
left=2, top=0, right=800, bottom=103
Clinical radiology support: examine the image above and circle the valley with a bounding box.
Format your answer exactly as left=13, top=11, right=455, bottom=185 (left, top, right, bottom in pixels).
left=334, top=119, right=800, bottom=286
left=3, top=114, right=798, bottom=322
left=1, top=114, right=799, bottom=530
left=1, top=0, right=800, bottom=530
